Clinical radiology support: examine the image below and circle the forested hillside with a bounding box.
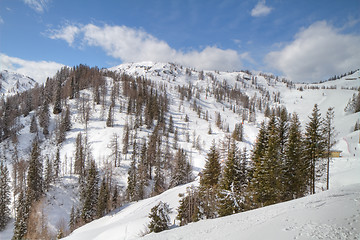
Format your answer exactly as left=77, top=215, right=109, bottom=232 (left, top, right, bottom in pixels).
left=0, top=62, right=359, bottom=239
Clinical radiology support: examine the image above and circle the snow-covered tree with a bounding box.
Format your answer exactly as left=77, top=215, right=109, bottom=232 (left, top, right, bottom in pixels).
left=0, top=161, right=11, bottom=230
left=148, top=201, right=171, bottom=233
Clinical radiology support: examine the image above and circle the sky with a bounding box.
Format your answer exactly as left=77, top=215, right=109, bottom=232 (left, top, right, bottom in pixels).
left=0, top=0, right=359, bottom=83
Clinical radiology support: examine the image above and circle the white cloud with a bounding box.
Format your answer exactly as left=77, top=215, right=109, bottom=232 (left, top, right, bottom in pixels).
left=0, top=16, right=4, bottom=24
left=265, top=21, right=360, bottom=83
left=0, top=53, right=64, bottom=83
left=48, top=25, right=80, bottom=46
left=48, top=23, right=243, bottom=71
left=23, top=0, right=50, bottom=13
left=251, top=0, right=273, bottom=17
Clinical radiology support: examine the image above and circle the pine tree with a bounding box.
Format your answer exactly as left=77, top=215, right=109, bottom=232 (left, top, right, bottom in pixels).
left=126, top=155, right=138, bottom=201
left=39, top=100, right=50, bottom=136
left=217, top=141, right=243, bottom=216
left=27, top=140, right=43, bottom=203
left=168, top=115, right=174, bottom=133
left=29, top=114, right=38, bottom=134
left=324, top=107, right=336, bottom=190
left=97, top=177, right=109, bottom=218
left=12, top=191, right=29, bottom=240
left=44, top=156, right=53, bottom=191
left=200, top=142, right=221, bottom=188
left=69, top=205, right=75, bottom=232
left=148, top=201, right=171, bottom=233
left=53, top=148, right=61, bottom=182
left=53, top=78, right=62, bottom=114
left=283, top=113, right=306, bottom=200
left=171, top=148, right=192, bottom=187
left=0, top=161, right=11, bottom=230
left=122, top=121, right=130, bottom=154
left=304, top=104, right=325, bottom=194
left=81, top=160, right=99, bottom=223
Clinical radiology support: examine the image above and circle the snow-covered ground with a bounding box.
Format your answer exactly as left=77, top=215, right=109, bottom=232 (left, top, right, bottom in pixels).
left=0, top=63, right=359, bottom=239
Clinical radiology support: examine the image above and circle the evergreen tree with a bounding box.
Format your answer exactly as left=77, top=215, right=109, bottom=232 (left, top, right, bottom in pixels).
left=304, top=104, right=325, bottom=194
left=126, top=154, right=138, bottom=201
left=324, top=107, right=336, bottom=190
left=168, top=115, right=174, bottom=133
left=217, top=141, right=244, bottom=216
left=171, top=149, right=192, bottom=187
left=43, top=156, right=53, bottom=191
left=81, top=160, right=99, bottom=223
left=283, top=113, right=306, bottom=200
left=27, top=140, right=43, bottom=203
left=200, top=142, right=221, bottom=188
left=69, top=205, right=75, bottom=232
left=97, top=177, right=109, bottom=218
left=12, top=191, right=29, bottom=240
left=53, top=78, right=62, bottom=114
left=39, top=100, right=50, bottom=136
left=53, top=148, right=61, bottom=182
left=0, top=161, right=11, bottom=230
left=29, top=114, right=38, bottom=134
left=148, top=201, right=171, bottom=233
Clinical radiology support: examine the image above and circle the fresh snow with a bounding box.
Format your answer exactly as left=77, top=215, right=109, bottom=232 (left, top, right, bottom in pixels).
left=0, top=63, right=359, bottom=239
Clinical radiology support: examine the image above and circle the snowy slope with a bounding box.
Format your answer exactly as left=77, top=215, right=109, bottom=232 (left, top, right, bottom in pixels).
left=61, top=65, right=360, bottom=240
left=0, top=70, right=39, bottom=96
left=0, top=63, right=359, bottom=239
left=141, top=184, right=360, bottom=240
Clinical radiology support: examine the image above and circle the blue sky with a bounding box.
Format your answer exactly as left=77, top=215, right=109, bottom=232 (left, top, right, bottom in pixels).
left=0, top=0, right=359, bottom=82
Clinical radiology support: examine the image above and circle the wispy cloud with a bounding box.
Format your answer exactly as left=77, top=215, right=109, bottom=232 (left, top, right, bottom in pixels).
left=0, top=16, right=4, bottom=24
left=23, top=0, right=50, bottom=13
left=251, top=0, right=273, bottom=17
left=0, top=53, right=64, bottom=83
left=47, top=24, right=80, bottom=46
left=265, top=21, right=360, bottom=82
left=48, top=23, right=245, bottom=71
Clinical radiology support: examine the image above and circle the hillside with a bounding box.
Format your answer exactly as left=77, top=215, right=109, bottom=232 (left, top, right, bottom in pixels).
left=0, top=70, right=38, bottom=97
left=0, top=63, right=359, bottom=239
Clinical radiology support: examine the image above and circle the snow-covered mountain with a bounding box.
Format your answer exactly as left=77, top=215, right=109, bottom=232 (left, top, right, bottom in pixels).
left=0, top=62, right=359, bottom=240
left=0, top=70, right=39, bottom=96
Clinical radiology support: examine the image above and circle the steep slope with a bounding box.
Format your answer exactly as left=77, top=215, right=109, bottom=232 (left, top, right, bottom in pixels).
left=0, top=63, right=359, bottom=239
left=61, top=65, right=359, bottom=240
left=0, top=70, right=39, bottom=96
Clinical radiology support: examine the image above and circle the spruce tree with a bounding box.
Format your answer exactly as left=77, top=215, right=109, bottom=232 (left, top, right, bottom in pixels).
left=29, top=114, right=38, bottom=134
left=53, top=78, right=62, bottom=114
left=27, top=140, right=43, bottom=203
left=148, top=201, right=171, bottom=233
left=304, top=104, right=325, bottom=194
left=53, top=148, right=61, bottom=182
left=81, top=160, right=99, bottom=223
left=39, top=100, right=50, bottom=136
left=97, top=177, right=109, bottom=218
left=284, top=113, right=306, bottom=200
left=171, top=149, right=192, bottom=187
left=12, top=191, right=29, bottom=240
left=217, top=141, right=243, bottom=216
left=200, top=142, right=221, bottom=188
left=0, top=161, right=11, bottom=230
left=126, top=155, right=138, bottom=201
